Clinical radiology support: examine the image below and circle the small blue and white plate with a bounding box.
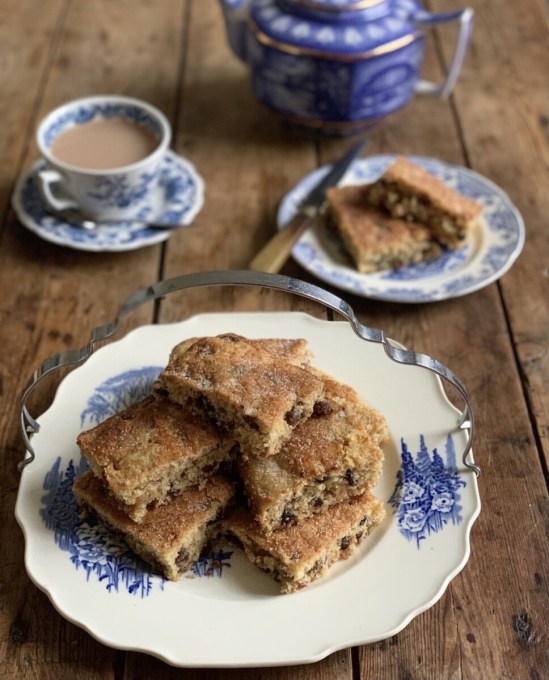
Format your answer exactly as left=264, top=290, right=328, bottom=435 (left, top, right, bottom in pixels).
left=11, top=150, right=204, bottom=252
left=278, top=155, right=525, bottom=303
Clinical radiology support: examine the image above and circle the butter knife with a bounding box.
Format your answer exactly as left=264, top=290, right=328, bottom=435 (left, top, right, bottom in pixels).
left=248, top=140, right=368, bottom=273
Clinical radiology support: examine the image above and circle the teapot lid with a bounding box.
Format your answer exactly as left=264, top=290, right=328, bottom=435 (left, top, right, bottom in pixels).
left=284, top=0, right=389, bottom=12
left=249, top=0, right=420, bottom=57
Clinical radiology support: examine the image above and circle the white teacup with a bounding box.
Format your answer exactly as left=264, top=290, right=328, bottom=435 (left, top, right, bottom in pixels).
left=36, top=95, right=171, bottom=221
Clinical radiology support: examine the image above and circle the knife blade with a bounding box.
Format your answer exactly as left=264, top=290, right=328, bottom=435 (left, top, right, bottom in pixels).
left=248, top=140, right=368, bottom=274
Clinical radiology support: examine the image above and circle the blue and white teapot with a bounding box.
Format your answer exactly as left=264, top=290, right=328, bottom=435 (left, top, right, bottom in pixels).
left=220, top=0, right=474, bottom=134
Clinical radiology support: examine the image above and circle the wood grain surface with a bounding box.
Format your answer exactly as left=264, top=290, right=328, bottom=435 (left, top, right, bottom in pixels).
left=1, top=1, right=548, bottom=678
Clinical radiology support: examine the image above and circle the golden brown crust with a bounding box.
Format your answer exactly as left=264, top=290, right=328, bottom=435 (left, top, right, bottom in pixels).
left=326, top=185, right=441, bottom=272
left=73, top=471, right=235, bottom=581
left=363, top=156, right=482, bottom=249
left=157, top=334, right=325, bottom=457
left=164, top=336, right=312, bottom=367
left=223, top=490, right=386, bottom=593
left=73, top=333, right=388, bottom=593
left=238, top=371, right=387, bottom=532
left=77, top=394, right=234, bottom=521
left=382, top=156, right=482, bottom=221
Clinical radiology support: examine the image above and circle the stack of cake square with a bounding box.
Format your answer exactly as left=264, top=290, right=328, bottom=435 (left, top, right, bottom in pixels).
left=73, top=393, right=237, bottom=581
left=74, top=333, right=388, bottom=594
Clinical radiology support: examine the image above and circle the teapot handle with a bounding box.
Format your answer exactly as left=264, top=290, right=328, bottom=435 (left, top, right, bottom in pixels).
left=413, top=8, right=474, bottom=98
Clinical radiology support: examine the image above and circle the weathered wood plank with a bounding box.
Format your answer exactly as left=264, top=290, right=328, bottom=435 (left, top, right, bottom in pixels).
left=124, top=650, right=353, bottom=680
left=158, top=2, right=323, bottom=321
left=437, top=0, right=549, bottom=471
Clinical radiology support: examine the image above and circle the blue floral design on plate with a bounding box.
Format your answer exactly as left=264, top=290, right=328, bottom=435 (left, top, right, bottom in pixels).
left=389, top=434, right=466, bottom=547
left=80, top=366, right=163, bottom=428
left=11, top=150, right=204, bottom=253
left=278, top=154, right=525, bottom=302
left=40, top=366, right=233, bottom=597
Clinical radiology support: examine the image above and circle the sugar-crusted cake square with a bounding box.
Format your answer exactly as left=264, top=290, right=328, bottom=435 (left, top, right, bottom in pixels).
left=73, top=471, right=235, bottom=581
left=222, top=490, right=385, bottom=594
left=76, top=394, right=235, bottom=522
left=363, top=156, right=483, bottom=249
left=167, top=336, right=313, bottom=368
left=326, top=184, right=441, bottom=272
left=156, top=334, right=325, bottom=457
left=238, top=371, right=387, bottom=532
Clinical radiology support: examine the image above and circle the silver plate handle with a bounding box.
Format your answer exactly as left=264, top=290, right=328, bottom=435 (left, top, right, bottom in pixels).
left=19, top=270, right=478, bottom=475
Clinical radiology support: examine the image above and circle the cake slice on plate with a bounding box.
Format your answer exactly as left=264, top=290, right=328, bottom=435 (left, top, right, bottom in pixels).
left=73, top=470, right=235, bottom=581
left=222, top=489, right=385, bottom=594
left=362, top=156, right=482, bottom=249
left=238, top=371, right=387, bottom=533
left=326, top=184, right=441, bottom=272
left=77, top=394, right=235, bottom=522
left=156, top=333, right=325, bottom=458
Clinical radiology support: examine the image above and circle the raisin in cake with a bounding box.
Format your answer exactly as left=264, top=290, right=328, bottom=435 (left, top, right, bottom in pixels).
left=326, top=184, right=441, bottom=272
left=156, top=334, right=325, bottom=457
left=363, top=156, right=482, bottom=249
left=223, top=490, right=385, bottom=594
left=238, top=372, right=387, bottom=532
left=77, top=394, right=235, bottom=522
left=73, top=471, right=235, bottom=581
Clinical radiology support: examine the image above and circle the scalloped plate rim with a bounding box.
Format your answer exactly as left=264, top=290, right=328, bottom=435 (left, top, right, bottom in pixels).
left=15, top=311, right=481, bottom=667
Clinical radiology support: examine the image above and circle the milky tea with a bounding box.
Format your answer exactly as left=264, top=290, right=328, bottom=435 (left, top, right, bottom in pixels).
left=50, top=117, right=159, bottom=170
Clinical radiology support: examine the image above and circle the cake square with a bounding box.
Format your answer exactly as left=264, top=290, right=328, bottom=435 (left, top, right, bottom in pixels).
left=363, top=156, right=483, bottom=249
left=326, top=184, right=441, bottom=272
left=168, top=336, right=313, bottom=368
left=73, top=471, right=235, bottom=581
left=222, top=490, right=385, bottom=594
left=238, top=371, right=387, bottom=532
left=76, top=394, right=235, bottom=522
left=156, top=334, right=325, bottom=457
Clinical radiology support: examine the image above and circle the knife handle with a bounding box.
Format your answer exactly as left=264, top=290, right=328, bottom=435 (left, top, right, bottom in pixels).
left=248, top=213, right=315, bottom=273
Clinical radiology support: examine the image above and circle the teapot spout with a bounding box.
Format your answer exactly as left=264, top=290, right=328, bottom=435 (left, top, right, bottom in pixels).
left=219, top=0, right=252, bottom=63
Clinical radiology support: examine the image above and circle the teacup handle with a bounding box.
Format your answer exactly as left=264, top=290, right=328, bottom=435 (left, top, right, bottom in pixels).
left=413, top=8, right=474, bottom=98
left=36, top=168, right=79, bottom=211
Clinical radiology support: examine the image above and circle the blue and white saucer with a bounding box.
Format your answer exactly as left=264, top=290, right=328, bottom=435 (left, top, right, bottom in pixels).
left=278, top=155, right=525, bottom=303
left=11, top=150, right=204, bottom=252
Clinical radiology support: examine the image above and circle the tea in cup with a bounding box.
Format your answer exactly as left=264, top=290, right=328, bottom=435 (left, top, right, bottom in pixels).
left=36, top=95, right=171, bottom=221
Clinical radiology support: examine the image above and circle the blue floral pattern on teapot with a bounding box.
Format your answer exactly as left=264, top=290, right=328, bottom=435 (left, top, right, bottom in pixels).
left=220, top=0, right=474, bottom=134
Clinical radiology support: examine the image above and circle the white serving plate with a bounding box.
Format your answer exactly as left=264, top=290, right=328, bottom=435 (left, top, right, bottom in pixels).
left=16, top=312, right=480, bottom=667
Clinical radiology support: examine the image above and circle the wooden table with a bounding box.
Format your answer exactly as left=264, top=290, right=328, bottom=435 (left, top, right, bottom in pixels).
left=2, top=1, right=549, bottom=677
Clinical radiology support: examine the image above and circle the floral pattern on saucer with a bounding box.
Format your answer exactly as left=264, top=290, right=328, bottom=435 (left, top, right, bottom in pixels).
left=278, top=155, right=525, bottom=303
left=11, top=150, right=204, bottom=252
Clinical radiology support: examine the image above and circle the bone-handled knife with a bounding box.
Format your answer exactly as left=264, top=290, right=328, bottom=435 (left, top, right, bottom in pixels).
left=248, top=140, right=368, bottom=274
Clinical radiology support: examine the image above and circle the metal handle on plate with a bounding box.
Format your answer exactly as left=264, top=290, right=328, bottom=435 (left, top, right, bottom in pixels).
left=19, top=270, right=478, bottom=475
